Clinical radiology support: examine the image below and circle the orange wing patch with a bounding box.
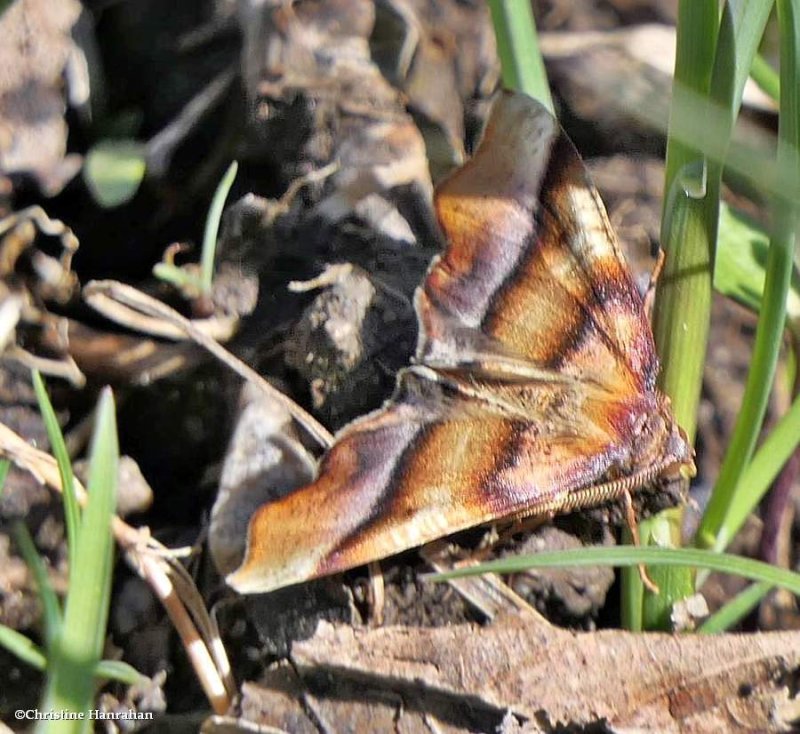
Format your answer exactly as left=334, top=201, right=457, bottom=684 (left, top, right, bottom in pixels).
left=228, top=92, right=694, bottom=595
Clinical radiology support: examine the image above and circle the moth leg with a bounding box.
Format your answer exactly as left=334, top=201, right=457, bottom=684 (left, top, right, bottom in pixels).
left=501, top=513, right=552, bottom=542
left=622, top=490, right=660, bottom=594
left=468, top=514, right=551, bottom=561
left=447, top=525, right=500, bottom=564
left=367, top=560, right=386, bottom=625
left=430, top=514, right=548, bottom=567
left=643, top=248, right=666, bottom=319
left=475, top=524, right=501, bottom=554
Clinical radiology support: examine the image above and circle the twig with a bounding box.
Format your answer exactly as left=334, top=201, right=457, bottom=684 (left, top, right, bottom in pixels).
left=85, top=289, right=238, bottom=342
left=83, top=280, right=334, bottom=449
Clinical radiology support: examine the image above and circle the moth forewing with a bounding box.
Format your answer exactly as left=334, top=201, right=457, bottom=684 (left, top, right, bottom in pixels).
left=228, top=91, right=694, bottom=595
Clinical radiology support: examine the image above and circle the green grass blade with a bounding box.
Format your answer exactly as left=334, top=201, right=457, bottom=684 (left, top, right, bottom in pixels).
left=0, top=458, right=9, bottom=493
left=12, top=522, right=62, bottom=649
left=645, top=0, right=775, bottom=624
left=0, top=624, right=47, bottom=671
left=702, top=0, right=773, bottom=223
left=200, top=161, right=238, bottom=293
left=487, top=0, right=553, bottom=112
left=32, top=370, right=80, bottom=561
left=710, top=204, right=800, bottom=550
left=654, top=0, right=774, bottom=436
left=627, top=0, right=722, bottom=628
left=698, top=581, right=771, bottom=633
left=698, top=0, right=800, bottom=549
left=620, top=528, right=643, bottom=632
left=654, top=0, right=719, bottom=443
left=751, top=52, right=780, bottom=101
left=39, top=388, right=119, bottom=732
left=726, top=1, right=780, bottom=114
left=622, top=88, right=791, bottom=207
left=94, top=659, right=146, bottom=686
left=710, top=207, right=800, bottom=551
left=656, top=0, right=773, bottom=441
left=644, top=10, right=723, bottom=611
left=698, top=234, right=795, bottom=547
left=427, top=546, right=800, bottom=598
left=638, top=510, right=695, bottom=631
left=714, top=346, right=800, bottom=551
left=152, top=262, right=205, bottom=293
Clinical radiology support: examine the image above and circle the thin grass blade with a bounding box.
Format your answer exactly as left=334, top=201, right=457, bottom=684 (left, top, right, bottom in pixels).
left=428, top=546, right=800, bottom=599
left=32, top=370, right=80, bottom=556
left=94, top=659, right=146, bottom=686
left=627, top=0, right=720, bottom=627
left=751, top=52, right=780, bottom=101
left=698, top=0, right=800, bottom=549
left=38, top=388, right=119, bottom=732
left=726, top=1, right=780, bottom=114
left=200, top=161, right=238, bottom=293
left=0, top=624, right=47, bottom=671
left=0, top=458, right=9, bottom=492
left=487, top=0, right=553, bottom=112
left=698, top=581, right=771, bottom=633
left=715, top=380, right=800, bottom=550
left=12, top=522, right=62, bottom=648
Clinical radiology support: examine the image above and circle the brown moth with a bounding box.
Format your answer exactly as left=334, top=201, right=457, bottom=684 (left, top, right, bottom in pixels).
left=228, top=91, right=695, bottom=594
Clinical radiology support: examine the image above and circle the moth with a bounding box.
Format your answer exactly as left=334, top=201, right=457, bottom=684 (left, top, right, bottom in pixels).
left=228, top=91, right=695, bottom=594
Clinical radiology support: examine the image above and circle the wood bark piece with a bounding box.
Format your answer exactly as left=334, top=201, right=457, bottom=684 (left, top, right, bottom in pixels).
left=285, top=615, right=800, bottom=733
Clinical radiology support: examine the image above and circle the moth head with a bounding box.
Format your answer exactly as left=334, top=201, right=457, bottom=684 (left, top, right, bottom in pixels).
left=631, top=395, right=696, bottom=483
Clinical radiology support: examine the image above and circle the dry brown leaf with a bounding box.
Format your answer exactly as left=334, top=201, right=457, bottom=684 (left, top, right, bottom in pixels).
left=0, top=0, right=84, bottom=194
left=210, top=383, right=316, bottom=577
left=237, top=0, right=433, bottom=244
left=372, top=0, right=499, bottom=180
